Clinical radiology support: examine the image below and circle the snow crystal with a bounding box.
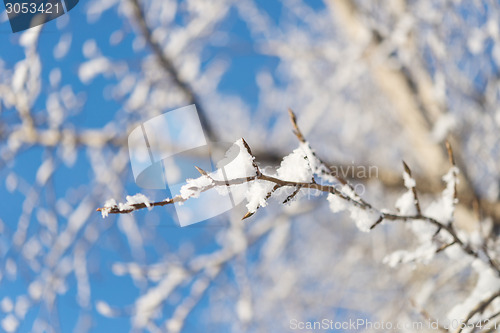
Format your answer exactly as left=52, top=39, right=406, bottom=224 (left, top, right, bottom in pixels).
left=276, top=147, right=312, bottom=182
left=180, top=175, right=213, bottom=199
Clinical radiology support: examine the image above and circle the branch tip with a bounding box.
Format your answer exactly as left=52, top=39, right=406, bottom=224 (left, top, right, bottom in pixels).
left=241, top=138, right=253, bottom=155
left=242, top=211, right=255, bottom=220
left=402, top=160, right=412, bottom=176
left=445, top=141, right=455, bottom=166
left=194, top=166, right=208, bottom=176
left=370, top=216, right=384, bottom=230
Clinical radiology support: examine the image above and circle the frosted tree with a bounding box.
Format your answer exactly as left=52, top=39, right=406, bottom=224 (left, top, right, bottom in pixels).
left=1, top=0, right=500, bottom=332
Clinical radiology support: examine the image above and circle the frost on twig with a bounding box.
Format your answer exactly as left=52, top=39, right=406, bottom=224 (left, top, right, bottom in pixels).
left=99, top=194, right=152, bottom=218
left=97, top=109, right=500, bottom=332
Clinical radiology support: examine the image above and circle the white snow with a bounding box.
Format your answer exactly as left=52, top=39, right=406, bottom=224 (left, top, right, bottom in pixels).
left=403, top=172, right=416, bottom=188
left=100, top=199, right=117, bottom=218
left=339, top=184, right=360, bottom=201
left=396, top=169, right=418, bottom=215
left=125, top=193, right=151, bottom=208
left=101, top=194, right=153, bottom=218
left=425, top=167, right=459, bottom=224
left=383, top=241, right=438, bottom=267
left=327, top=193, right=348, bottom=213
left=276, top=147, right=312, bottom=182
left=214, top=139, right=257, bottom=182
left=395, top=190, right=417, bottom=215
left=347, top=206, right=379, bottom=232
left=180, top=175, right=214, bottom=199
left=299, top=142, right=337, bottom=183
left=246, top=180, right=275, bottom=213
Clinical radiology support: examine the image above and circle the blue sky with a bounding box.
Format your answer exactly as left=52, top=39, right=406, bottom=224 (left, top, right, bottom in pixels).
left=0, top=1, right=313, bottom=331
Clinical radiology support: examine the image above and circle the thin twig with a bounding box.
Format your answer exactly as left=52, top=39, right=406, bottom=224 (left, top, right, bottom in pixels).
left=129, top=0, right=215, bottom=140
left=403, top=160, right=422, bottom=215
left=456, top=290, right=500, bottom=333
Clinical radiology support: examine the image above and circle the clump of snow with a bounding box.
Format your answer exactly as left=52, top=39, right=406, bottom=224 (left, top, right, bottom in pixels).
left=299, top=142, right=337, bottom=183
left=211, top=139, right=257, bottom=203
left=339, top=184, right=360, bottom=201
left=180, top=175, right=214, bottom=199
left=214, top=139, right=257, bottom=182
left=246, top=180, right=275, bottom=213
left=383, top=241, right=438, bottom=267
left=396, top=169, right=418, bottom=215
left=327, top=186, right=378, bottom=232
left=101, top=194, right=153, bottom=218
left=276, top=147, right=312, bottom=182
left=125, top=193, right=151, bottom=208
left=122, top=193, right=152, bottom=210
left=425, top=167, right=459, bottom=224
left=347, top=206, right=379, bottom=232
left=395, top=190, right=417, bottom=215
left=100, top=199, right=117, bottom=218
left=403, top=171, right=416, bottom=188
left=327, top=193, right=348, bottom=213
left=410, top=218, right=440, bottom=244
